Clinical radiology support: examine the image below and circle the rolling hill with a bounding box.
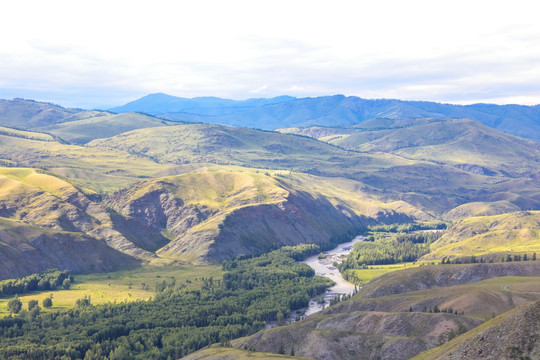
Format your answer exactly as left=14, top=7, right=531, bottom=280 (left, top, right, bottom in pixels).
left=0, top=126, right=169, bottom=193
left=278, top=118, right=540, bottom=177
left=0, top=167, right=155, bottom=272
left=421, top=211, right=540, bottom=261
left=87, top=122, right=519, bottom=216
left=38, top=112, right=177, bottom=144
left=104, top=169, right=427, bottom=263
left=109, top=93, right=540, bottom=141
left=0, top=98, right=80, bottom=129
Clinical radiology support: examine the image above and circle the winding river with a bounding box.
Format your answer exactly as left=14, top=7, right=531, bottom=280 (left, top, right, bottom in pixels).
left=300, top=235, right=365, bottom=316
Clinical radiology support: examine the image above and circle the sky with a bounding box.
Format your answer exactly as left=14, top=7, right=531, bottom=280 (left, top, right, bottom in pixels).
left=1, top=0, right=540, bottom=109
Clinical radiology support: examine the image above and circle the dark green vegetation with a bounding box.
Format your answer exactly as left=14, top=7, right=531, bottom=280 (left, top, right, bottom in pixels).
left=341, top=225, right=444, bottom=269
left=0, top=270, right=72, bottom=297
left=0, top=246, right=332, bottom=359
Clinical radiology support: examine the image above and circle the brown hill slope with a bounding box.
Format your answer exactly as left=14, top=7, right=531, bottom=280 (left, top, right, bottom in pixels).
left=358, top=262, right=540, bottom=298
left=0, top=217, right=139, bottom=280
left=412, top=300, right=540, bottom=360
left=231, top=264, right=540, bottom=360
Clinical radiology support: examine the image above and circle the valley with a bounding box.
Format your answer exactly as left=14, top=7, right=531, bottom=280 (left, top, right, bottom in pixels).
left=0, top=96, right=538, bottom=359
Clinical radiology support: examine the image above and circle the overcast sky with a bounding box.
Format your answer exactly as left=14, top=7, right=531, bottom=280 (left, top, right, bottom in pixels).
left=1, top=0, right=539, bottom=108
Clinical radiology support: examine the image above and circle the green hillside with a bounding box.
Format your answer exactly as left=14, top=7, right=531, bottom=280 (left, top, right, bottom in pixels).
left=87, top=123, right=518, bottom=216
left=39, top=112, right=176, bottom=144
left=0, top=98, right=80, bottom=129
left=87, top=123, right=411, bottom=174
left=0, top=130, right=168, bottom=193
left=0, top=125, right=56, bottom=142
left=105, top=168, right=428, bottom=263
left=422, top=211, right=540, bottom=261
left=279, top=118, right=540, bottom=177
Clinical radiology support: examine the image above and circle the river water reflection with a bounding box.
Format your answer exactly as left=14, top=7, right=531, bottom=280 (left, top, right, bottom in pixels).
left=300, top=235, right=365, bottom=316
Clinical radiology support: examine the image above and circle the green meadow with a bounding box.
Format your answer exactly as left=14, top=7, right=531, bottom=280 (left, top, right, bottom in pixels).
left=0, top=262, right=222, bottom=316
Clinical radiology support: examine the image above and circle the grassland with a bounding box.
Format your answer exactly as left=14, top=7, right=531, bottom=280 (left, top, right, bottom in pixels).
left=0, top=262, right=222, bottom=316
left=87, top=123, right=414, bottom=176
left=0, top=132, right=169, bottom=193
left=0, top=125, right=56, bottom=142
left=342, top=262, right=423, bottom=286
left=278, top=118, right=540, bottom=177
left=40, top=112, right=176, bottom=144
left=422, top=211, right=540, bottom=260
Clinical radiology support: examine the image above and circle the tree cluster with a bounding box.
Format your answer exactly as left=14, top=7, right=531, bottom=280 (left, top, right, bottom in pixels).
left=340, top=238, right=429, bottom=269
left=0, top=270, right=72, bottom=297
left=0, top=246, right=333, bottom=359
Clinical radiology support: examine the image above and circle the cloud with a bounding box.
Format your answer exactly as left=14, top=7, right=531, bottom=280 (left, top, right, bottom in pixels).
left=1, top=0, right=540, bottom=107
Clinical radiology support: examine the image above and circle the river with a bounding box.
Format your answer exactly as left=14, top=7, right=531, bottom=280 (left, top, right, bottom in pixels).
left=300, top=235, right=365, bottom=316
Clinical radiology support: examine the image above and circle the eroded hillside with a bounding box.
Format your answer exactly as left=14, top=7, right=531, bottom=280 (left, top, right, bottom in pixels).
left=104, top=170, right=426, bottom=263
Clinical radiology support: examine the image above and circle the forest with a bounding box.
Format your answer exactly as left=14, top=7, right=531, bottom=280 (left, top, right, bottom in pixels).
left=0, top=245, right=332, bottom=359
left=339, top=228, right=444, bottom=270
left=0, top=270, right=72, bottom=297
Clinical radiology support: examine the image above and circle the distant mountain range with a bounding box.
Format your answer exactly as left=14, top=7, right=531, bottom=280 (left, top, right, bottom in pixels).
left=109, top=93, right=540, bottom=142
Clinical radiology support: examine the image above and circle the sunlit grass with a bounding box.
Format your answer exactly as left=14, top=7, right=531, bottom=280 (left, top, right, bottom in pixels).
left=343, top=262, right=423, bottom=286
left=0, top=263, right=223, bottom=316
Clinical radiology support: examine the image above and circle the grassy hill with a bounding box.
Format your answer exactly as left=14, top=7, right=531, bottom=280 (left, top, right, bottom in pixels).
left=105, top=168, right=428, bottom=263
left=0, top=98, right=80, bottom=129
left=0, top=216, right=139, bottom=280
left=421, top=211, right=540, bottom=261
left=87, top=123, right=411, bottom=174
left=0, top=167, right=156, bottom=267
left=0, top=125, right=57, bottom=142
left=1, top=119, right=534, bottom=219
left=87, top=122, right=519, bottom=216
left=0, top=129, right=169, bottom=193
left=279, top=118, right=540, bottom=177
left=39, top=112, right=177, bottom=144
